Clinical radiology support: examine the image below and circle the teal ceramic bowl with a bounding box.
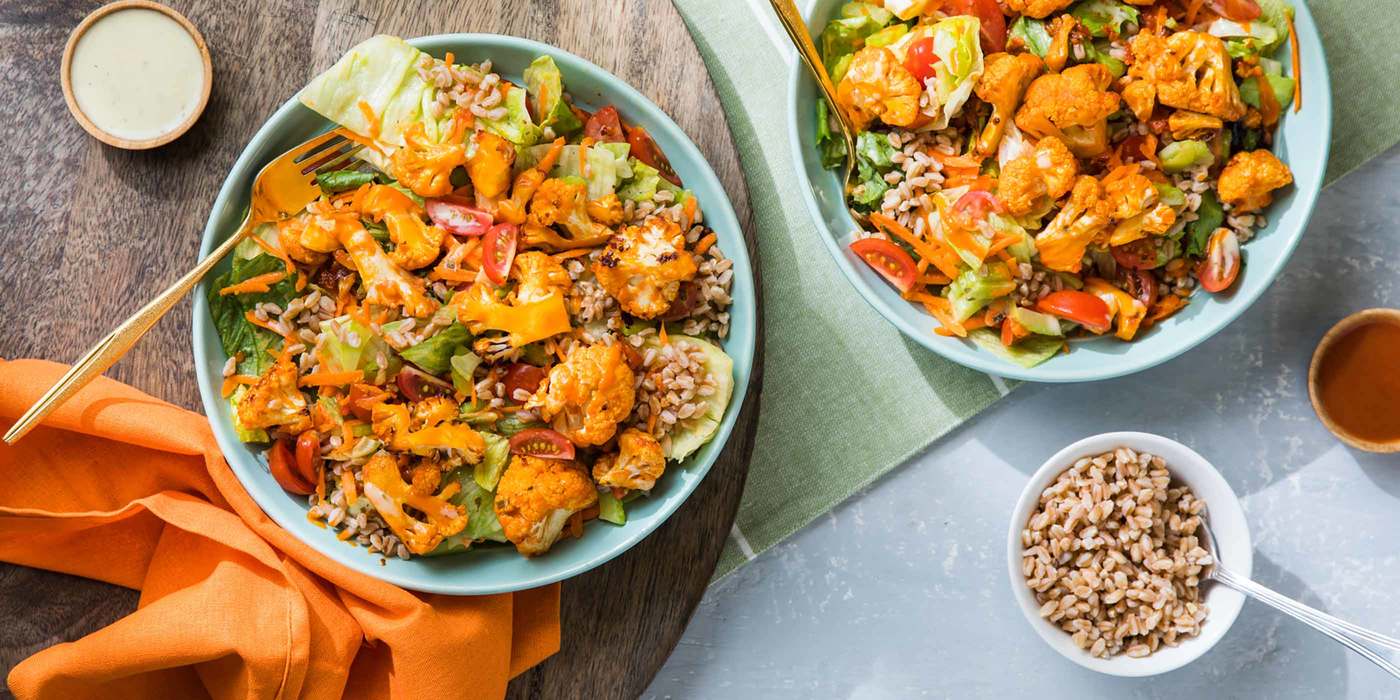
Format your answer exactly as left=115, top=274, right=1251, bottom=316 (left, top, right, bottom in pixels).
left=192, top=35, right=756, bottom=595
left=789, top=3, right=1331, bottom=382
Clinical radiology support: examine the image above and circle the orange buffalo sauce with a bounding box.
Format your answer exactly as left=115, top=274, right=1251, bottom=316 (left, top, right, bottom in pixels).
left=1314, top=319, right=1400, bottom=445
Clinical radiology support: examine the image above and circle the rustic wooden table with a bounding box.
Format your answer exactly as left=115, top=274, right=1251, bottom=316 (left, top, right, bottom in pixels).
left=0, top=1, right=762, bottom=698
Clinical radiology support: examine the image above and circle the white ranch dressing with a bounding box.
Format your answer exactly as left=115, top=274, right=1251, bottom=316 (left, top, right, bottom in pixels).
left=69, top=8, right=204, bottom=141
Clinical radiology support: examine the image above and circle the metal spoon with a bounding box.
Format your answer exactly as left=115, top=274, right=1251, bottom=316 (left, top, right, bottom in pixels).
left=768, top=0, right=859, bottom=210
left=1200, top=506, right=1400, bottom=679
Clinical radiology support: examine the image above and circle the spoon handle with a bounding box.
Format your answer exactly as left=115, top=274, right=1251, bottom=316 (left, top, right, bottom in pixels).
left=767, top=0, right=856, bottom=154
left=1213, top=566, right=1400, bottom=679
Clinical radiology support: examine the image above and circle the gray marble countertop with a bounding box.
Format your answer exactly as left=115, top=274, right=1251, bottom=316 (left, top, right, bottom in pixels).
left=646, top=108, right=1400, bottom=699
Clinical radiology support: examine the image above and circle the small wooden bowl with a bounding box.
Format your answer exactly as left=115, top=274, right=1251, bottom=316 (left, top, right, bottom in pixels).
left=60, top=0, right=212, bottom=150
left=1307, top=308, right=1400, bottom=453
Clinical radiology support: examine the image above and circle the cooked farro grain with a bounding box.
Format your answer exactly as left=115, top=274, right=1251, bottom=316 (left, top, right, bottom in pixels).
left=1021, top=447, right=1213, bottom=659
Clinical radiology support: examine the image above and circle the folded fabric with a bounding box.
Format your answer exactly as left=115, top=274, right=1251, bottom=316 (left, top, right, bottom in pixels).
left=0, top=359, right=558, bottom=700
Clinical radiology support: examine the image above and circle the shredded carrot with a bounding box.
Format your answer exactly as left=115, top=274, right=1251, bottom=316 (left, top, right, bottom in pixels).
left=568, top=511, right=584, bottom=539
left=335, top=126, right=383, bottom=156
left=995, top=249, right=1015, bottom=264
left=357, top=100, right=382, bottom=141
left=428, top=267, right=477, bottom=282
left=219, top=271, right=287, bottom=296
left=681, top=196, right=699, bottom=229
left=298, top=370, right=364, bottom=387
left=340, top=469, right=358, bottom=504
left=1140, top=134, right=1159, bottom=167
left=244, top=309, right=286, bottom=336
left=1185, top=0, right=1205, bottom=25
left=337, top=528, right=355, bottom=541
left=916, top=294, right=967, bottom=338
left=220, top=374, right=258, bottom=397
left=934, top=326, right=956, bottom=337
left=917, top=273, right=952, bottom=286
left=578, top=136, right=594, bottom=178
left=647, top=411, right=657, bottom=435
left=658, top=322, right=669, bottom=346
left=985, top=234, right=1019, bottom=257
left=930, top=151, right=982, bottom=169
left=443, top=51, right=455, bottom=65
left=315, top=460, right=326, bottom=502
left=252, top=234, right=305, bottom=291
left=470, top=379, right=478, bottom=407
left=1288, top=13, right=1302, bottom=112
left=693, top=232, right=717, bottom=255
left=961, top=315, right=990, bottom=332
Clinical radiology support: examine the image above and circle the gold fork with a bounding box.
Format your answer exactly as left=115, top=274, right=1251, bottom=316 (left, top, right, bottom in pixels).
left=3, top=129, right=363, bottom=445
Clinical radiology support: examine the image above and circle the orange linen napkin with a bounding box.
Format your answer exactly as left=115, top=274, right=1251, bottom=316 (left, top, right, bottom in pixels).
left=0, top=359, right=559, bottom=700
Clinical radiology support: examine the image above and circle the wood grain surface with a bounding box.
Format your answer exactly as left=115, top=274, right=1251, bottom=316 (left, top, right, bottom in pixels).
left=0, top=1, right=763, bottom=698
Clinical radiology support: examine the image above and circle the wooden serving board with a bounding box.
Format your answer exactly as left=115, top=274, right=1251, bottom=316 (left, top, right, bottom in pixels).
left=0, top=1, right=763, bottom=698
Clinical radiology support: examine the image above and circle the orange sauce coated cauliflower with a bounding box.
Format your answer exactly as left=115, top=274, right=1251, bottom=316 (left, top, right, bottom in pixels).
left=466, top=131, right=515, bottom=199
left=526, top=178, right=615, bottom=249
left=1217, top=150, right=1294, bottom=213
left=237, top=354, right=311, bottom=433
left=361, top=451, right=468, bottom=555
left=527, top=342, right=636, bottom=447
left=1015, top=64, right=1121, bottom=158
left=493, top=456, right=598, bottom=556
left=996, top=136, right=1079, bottom=217
left=338, top=223, right=439, bottom=317
left=371, top=399, right=485, bottom=463
left=592, top=428, right=667, bottom=492
left=836, top=46, right=922, bottom=131
left=1004, top=0, right=1075, bottom=18
left=1126, top=31, right=1246, bottom=122
left=975, top=52, right=1045, bottom=156
left=1034, top=176, right=1113, bottom=273
left=510, top=251, right=573, bottom=304
left=390, top=123, right=467, bottom=198
left=592, top=216, right=699, bottom=319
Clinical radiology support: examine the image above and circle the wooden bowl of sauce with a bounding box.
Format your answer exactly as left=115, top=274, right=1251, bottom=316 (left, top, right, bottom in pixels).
left=60, top=0, right=212, bottom=150
left=1308, top=309, right=1400, bottom=453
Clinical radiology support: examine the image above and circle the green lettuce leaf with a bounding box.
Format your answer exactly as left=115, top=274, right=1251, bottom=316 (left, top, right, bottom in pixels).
left=947, top=263, right=1016, bottom=322
left=519, top=142, right=633, bottom=200
left=1071, top=0, right=1140, bottom=37
left=400, top=323, right=472, bottom=376
left=316, top=169, right=377, bottom=194
left=968, top=328, right=1065, bottom=368
left=1186, top=190, right=1224, bottom=258
left=819, top=13, right=887, bottom=81
left=889, top=17, right=984, bottom=130
left=316, top=315, right=399, bottom=377
left=850, top=131, right=896, bottom=209
left=815, top=100, right=848, bottom=170
left=523, top=55, right=582, bottom=135
left=474, top=432, right=510, bottom=491
left=480, top=85, right=543, bottom=146
left=206, top=230, right=298, bottom=376
left=1010, top=16, right=1053, bottom=57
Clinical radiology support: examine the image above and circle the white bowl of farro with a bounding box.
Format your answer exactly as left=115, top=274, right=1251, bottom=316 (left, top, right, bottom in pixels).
left=1007, top=432, right=1251, bottom=676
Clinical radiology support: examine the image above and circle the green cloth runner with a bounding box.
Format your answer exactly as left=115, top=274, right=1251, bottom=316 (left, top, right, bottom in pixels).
left=669, top=0, right=1400, bottom=579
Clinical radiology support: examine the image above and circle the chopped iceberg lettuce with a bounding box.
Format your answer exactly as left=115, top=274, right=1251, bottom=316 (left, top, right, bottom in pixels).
left=519, top=142, right=633, bottom=200
left=947, top=263, right=1016, bottom=322
left=316, top=315, right=399, bottom=377
left=968, top=328, right=1065, bottom=368
left=1009, top=306, right=1064, bottom=336
left=480, top=85, right=543, bottom=146
left=818, top=8, right=890, bottom=82
left=1071, top=1, right=1140, bottom=38
left=523, top=55, right=582, bottom=135
left=643, top=335, right=734, bottom=461
left=598, top=489, right=626, bottom=525
left=1009, top=16, right=1053, bottom=57
left=474, top=431, right=511, bottom=491
left=298, top=35, right=450, bottom=153
left=399, top=323, right=471, bottom=375
left=228, top=385, right=269, bottom=443
left=449, top=350, right=483, bottom=394
left=888, top=17, right=984, bottom=130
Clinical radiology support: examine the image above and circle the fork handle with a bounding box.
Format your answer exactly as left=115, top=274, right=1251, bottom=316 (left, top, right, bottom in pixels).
left=1213, top=567, right=1400, bottom=679
left=3, top=217, right=252, bottom=445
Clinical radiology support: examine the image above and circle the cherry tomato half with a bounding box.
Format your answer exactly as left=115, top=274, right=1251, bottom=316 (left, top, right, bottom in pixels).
left=397, top=365, right=453, bottom=402
left=624, top=124, right=681, bottom=186
left=948, top=0, right=1007, bottom=54
left=268, top=439, right=315, bottom=495
left=903, top=37, right=942, bottom=84
left=1120, top=268, right=1159, bottom=311
left=1037, top=290, right=1113, bottom=335
left=295, top=430, right=322, bottom=485
left=850, top=238, right=918, bottom=293
left=346, top=383, right=390, bottom=421
left=426, top=198, right=492, bottom=236
left=583, top=106, right=626, bottom=143
left=1209, top=0, right=1262, bottom=21
left=509, top=428, right=576, bottom=460
left=501, top=363, right=547, bottom=402
left=949, top=189, right=1006, bottom=231
left=1111, top=238, right=1165, bottom=270
left=1197, top=228, right=1241, bottom=293
left=482, top=222, right=518, bottom=285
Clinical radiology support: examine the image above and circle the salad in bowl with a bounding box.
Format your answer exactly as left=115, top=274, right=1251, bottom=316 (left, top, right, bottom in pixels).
left=811, top=0, right=1305, bottom=369
left=207, top=35, right=739, bottom=564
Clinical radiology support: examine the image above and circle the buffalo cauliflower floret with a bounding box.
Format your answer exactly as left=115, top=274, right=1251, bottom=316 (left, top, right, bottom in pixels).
left=361, top=451, right=468, bottom=555
left=383, top=211, right=445, bottom=271
left=592, top=216, right=699, bottom=319
left=467, top=130, right=515, bottom=199
left=527, top=178, right=614, bottom=249
left=1217, top=150, right=1293, bottom=213
left=371, top=400, right=485, bottom=463
left=1126, top=31, right=1246, bottom=122
left=510, top=251, right=573, bottom=304
left=1034, top=176, right=1113, bottom=273
left=586, top=193, right=625, bottom=226
left=997, top=136, right=1079, bottom=217
left=338, top=223, right=439, bottom=318
left=1015, top=64, right=1121, bottom=157
left=237, top=354, right=311, bottom=434
left=1004, top=0, right=1075, bottom=18
left=975, top=52, right=1045, bottom=156
left=836, top=46, right=922, bottom=131
left=1101, top=165, right=1177, bottom=246
left=527, top=342, right=636, bottom=447
left=493, top=456, right=598, bottom=556
left=592, top=428, right=667, bottom=492
left=276, top=204, right=347, bottom=264
left=1168, top=110, right=1225, bottom=140
left=390, top=123, right=467, bottom=198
